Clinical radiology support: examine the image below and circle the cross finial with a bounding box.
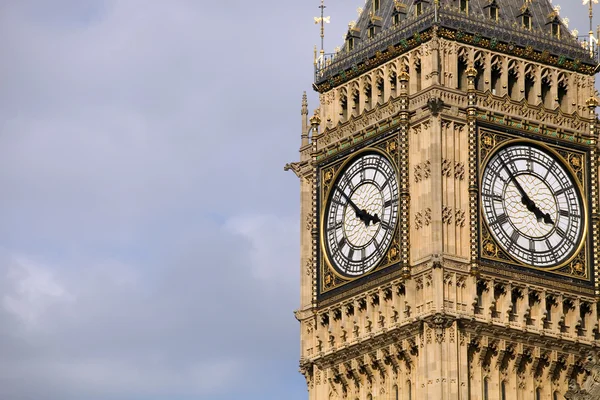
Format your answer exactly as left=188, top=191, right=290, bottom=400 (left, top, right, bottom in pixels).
left=314, top=0, right=330, bottom=53
left=583, top=0, right=600, bottom=57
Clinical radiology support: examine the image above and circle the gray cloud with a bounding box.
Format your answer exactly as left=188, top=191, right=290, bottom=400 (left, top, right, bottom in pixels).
left=0, top=1, right=593, bottom=399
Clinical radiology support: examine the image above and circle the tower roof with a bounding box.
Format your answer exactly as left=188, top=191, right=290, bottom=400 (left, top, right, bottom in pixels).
left=315, top=0, right=597, bottom=92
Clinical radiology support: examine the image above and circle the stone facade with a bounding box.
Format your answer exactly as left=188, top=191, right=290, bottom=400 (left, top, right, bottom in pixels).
left=287, top=1, right=600, bottom=399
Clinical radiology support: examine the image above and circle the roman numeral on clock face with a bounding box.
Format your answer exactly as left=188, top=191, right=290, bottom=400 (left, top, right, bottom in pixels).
left=510, top=230, right=520, bottom=246
left=554, top=186, right=572, bottom=196
left=492, top=213, right=508, bottom=226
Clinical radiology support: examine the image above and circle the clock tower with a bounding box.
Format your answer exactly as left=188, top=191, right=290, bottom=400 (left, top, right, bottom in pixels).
left=286, top=1, right=600, bottom=399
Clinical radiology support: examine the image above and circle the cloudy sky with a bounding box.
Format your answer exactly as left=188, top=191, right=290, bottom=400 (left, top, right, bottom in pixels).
left=0, top=1, right=593, bottom=400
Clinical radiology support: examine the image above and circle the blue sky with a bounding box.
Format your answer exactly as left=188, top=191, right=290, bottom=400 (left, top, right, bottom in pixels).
left=0, top=1, right=594, bottom=399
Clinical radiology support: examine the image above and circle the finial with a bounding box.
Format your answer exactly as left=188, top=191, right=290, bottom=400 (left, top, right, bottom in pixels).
left=466, top=66, right=478, bottom=78
left=583, top=0, right=600, bottom=57
left=310, top=109, right=322, bottom=129
left=587, top=96, right=599, bottom=109
left=314, top=0, right=330, bottom=53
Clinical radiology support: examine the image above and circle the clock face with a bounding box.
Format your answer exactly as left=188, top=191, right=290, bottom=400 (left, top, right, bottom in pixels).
left=323, top=152, right=399, bottom=277
left=481, top=143, right=584, bottom=268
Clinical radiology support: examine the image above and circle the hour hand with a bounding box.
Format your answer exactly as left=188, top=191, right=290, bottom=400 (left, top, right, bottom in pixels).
left=369, top=213, right=381, bottom=225
left=519, top=192, right=554, bottom=225
left=532, top=205, right=554, bottom=225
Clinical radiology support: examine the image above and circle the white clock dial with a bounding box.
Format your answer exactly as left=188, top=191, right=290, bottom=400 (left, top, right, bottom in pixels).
left=481, top=143, right=583, bottom=267
left=324, top=152, right=399, bottom=277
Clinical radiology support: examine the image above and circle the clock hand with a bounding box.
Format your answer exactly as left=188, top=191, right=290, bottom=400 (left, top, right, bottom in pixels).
left=338, top=189, right=368, bottom=224
left=498, top=156, right=554, bottom=225
left=497, top=154, right=554, bottom=224
left=531, top=204, right=555, bottom=225
left=497, top=154, right=532, bottom=203
left=338, top=189, right=381, bottom=227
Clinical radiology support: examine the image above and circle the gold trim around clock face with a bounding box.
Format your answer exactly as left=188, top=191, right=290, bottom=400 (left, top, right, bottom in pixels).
left=319, top=145, right=401, bottom=283
left=479, top=134, right=589, bottom=276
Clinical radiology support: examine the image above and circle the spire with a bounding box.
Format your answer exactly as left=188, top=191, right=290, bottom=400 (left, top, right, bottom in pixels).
left=301, top=91, right=308, bottom=115
left=301, top=92, right=309, bottom=146
left=314, top=0, right=330, bottom=55
left=583, top=0, right=600, bottom=58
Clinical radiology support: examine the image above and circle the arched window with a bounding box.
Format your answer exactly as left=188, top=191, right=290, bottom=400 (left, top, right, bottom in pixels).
left=488, top=0, right=499, bottom=21
left=484, top=378, right=489, bottom=400
left=536, top=387, right=541, bottom=400
left=474, top=60, right=484, bottom=91
left=501, top=381, right=506, bottom=400
left=415, top=1, right=424, bottom=16
left=508, top=68, right=518, bottom=100
left=458, top=57, right=468, bottom=91
left=525, top=73, right=535, bottom=104
left=491, top=60, right=502, bottom=95
left=393, top=384, right=399, bottom=400
left=554, top=390, right=561, bottom=400
left=415, top=61, right=422, bottom=92
left=373, top=0, right=380, bottom=13
left=407, top=380, right=412, bottom=400
left=558, top=77, right=568, bottom=112
left=521, top=9, right=532, bottom=30
left=393, top=4, right=407, bottom=25
left=541, top=75, right=552, bottom=108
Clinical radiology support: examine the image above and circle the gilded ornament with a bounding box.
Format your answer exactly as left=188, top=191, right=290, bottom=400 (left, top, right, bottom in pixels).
left=386, top=139, right=398, bottom=156
left=387, top=244, right=400, bottom=263
left=484, top=242, right=497, bottom=256
left=569, top=154, right=582, bottom=170
left=324, top=271, right=333, bottom=287
left=483, top=134, right=494, bottom=147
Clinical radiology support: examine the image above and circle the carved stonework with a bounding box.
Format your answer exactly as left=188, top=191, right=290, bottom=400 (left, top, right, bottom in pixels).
left=565, top=352, right=600, bottom=400
left=454, top=162, right=465, bottom=180
left=415, top=208, right=432, bottom=230
left=455, top=209, right=466, bottom=228
left=442, top=206, right=453, bottom=225
left=414, top=160, right=431, bottom=182
left=306, top=258, right=314, bottom=277
left=427, top=98, right=444, bottom=116
left=306, top=212, right=314, bottom=231
left=428, top=313, right=454, bottom=344
left=442, top=159, right=452, bottom=177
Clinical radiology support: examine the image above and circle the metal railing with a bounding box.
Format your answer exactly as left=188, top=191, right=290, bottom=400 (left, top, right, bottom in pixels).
left=314, top=10, right=435, bottom=83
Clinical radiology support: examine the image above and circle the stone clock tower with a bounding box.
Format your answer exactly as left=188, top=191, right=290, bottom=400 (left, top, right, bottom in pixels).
left=286, top=1, right=600, bottom=398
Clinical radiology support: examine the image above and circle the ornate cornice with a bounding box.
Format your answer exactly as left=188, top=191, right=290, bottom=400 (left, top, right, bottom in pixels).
left=315, top=10, right=596, bottom=93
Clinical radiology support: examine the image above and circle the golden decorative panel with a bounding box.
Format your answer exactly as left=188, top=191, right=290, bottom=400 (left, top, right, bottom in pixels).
left=318, top=135, right=402, bottom=298
left=477, top=127, right=592, bottom=281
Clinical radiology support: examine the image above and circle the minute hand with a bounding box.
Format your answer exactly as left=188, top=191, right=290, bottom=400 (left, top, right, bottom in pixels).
left=497, top=156, right=554, bottom=225
left=339, top=189, right=363, bottom=217
left=497, top=156, right=530, bottom=201
left=339, top=189, right=380, bottom=227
